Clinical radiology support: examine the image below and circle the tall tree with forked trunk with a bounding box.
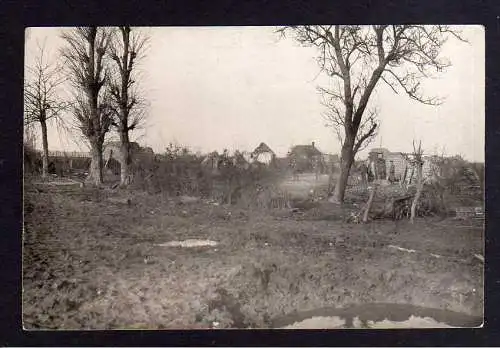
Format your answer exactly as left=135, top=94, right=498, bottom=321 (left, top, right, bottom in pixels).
left=279, top=25, right=466, bottom=203
left=60, top=27, right=113, bottom=186
left=108, top=26, right=149, bottom=186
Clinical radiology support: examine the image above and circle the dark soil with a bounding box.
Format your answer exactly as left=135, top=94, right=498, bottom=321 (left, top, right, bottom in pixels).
left=23, top=183, right=483, bottom=329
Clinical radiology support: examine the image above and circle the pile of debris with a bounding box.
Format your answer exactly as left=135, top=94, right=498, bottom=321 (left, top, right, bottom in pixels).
left=349, top=181, right=447, bottom=223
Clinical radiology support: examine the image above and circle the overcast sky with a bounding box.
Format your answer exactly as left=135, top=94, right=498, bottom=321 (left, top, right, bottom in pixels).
left=25, top=26, right=484, bottom=162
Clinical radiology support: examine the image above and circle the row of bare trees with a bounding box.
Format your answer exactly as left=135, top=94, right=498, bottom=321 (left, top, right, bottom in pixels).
left=24, top=26, right=149, bottom=186
left=25, top=25, right=467, bottom=199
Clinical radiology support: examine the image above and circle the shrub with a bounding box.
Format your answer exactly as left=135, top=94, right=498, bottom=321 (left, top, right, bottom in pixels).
left=130, top=144, right=285, bottom=205
left=24, top=143, right=42, bottom=176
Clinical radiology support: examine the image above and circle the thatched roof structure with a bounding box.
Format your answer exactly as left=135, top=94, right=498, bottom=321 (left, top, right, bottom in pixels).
left=252, top=142, right=275, bottom=156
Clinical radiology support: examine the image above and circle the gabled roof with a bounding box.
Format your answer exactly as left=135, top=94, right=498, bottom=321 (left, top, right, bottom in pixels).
left=252, top=142, right=275, bottom=156
left=290, top=144, right=322, bottom=157
left=370, top=147, right=390, bottom=153
left=385, top=152, right=406, bottom=159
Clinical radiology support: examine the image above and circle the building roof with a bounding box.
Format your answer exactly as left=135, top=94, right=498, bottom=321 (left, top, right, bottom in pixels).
left=290, top=144, right=322, bottom=158
left=385, top=152, right=406, bottom=159
left=370, top=147, right=390, bottom=154
left=252, top=142, right=275, bottom=156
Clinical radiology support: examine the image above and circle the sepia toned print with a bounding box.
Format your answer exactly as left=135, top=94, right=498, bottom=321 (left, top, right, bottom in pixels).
left=23, top=25, right=484, bottom=329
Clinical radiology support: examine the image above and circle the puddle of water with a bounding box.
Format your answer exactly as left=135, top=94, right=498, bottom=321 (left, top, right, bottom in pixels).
left=281, top=316, right=346, bottom=329
left=366, top=315, right=459, bottom=328
left=272, top=303, right=482, bottom=329
left=279, top=315, right=459, bottom=329
left=157, top=239, right=218, bottom=248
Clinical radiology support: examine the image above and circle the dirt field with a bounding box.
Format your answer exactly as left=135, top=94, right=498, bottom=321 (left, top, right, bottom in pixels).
left=22, top=175, right=483, bottom=329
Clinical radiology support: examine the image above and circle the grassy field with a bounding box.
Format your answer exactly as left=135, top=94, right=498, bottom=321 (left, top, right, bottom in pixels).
left=22, top=174, right=483, bottom=329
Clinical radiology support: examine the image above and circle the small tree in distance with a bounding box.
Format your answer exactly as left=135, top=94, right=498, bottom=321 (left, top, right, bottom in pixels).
left=279, top=25, right=467, bottom=204
left=24, top=40, right=69, bottom=177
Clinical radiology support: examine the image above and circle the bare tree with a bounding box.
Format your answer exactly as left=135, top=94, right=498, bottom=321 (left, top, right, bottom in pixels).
left=60, top=27, right=113, bottom=185
left=279, top=25, right=466, bottom=203
left=24, top=41, right=69, bottom=177
left=108, top=26, right=149, bottom=186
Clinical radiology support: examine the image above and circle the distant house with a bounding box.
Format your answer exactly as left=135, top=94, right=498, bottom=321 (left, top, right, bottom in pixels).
left=369, top=147, right=391, bottom=159
left=384, top=152, right=408, bottom=179
left=289, top=142, right=324, bottom=172
left=290, top=142, right=322, bottom=159
left=251, top=142, right=276, bottom=165
left=367, top=147, right=444, bottom=183
left=368, top=148, right=411, bottom=181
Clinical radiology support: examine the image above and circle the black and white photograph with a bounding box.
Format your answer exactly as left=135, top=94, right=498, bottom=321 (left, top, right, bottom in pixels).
left=23, top=25, right=484, bottom=329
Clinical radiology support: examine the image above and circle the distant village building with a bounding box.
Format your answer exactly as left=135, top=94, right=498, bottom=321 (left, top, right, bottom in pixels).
left=367, top=147, right=445, bottom=183
left=288, top=141, right=324, bottom=172
left=382, top=151, right=407, bottom=180
left=251, top=142, right=276, bottom=165
left=368, top=148, right=389, bottom=180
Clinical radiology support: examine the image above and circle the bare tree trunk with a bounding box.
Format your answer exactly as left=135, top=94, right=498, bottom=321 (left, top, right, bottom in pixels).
left=400, top=165, right=408, bottom=191
left=331, top=161, right=351, bottom=203
left=88, top=138, right=104, bottom=186
left=40, top=119, right=49, bottom=178
left=119, top=131, right=132, bottom=186
left=330, top=142, right=354, bottom=204
left=410, top=163, right=423, bottom=224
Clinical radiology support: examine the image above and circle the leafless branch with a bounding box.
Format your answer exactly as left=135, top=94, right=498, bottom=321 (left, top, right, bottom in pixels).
left=384, top=68, right=444, bottom=105
left=24, top=40, right=70, bottom=126
left=279, top=25, right=465, bottom=202
left=353, top=108, right=379, bottom=154
left=107, top=26, right=150, bottom=134
left=60, top=27, right=113, bottom=157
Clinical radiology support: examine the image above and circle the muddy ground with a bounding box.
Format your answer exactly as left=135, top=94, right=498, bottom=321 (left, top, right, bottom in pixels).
left=22, top=176, right=483, bottom=329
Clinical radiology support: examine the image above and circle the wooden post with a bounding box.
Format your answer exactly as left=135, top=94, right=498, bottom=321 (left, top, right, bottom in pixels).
left=410, top=140, right=424, bottom=224
left=362, top=184, right=378, bottom=223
